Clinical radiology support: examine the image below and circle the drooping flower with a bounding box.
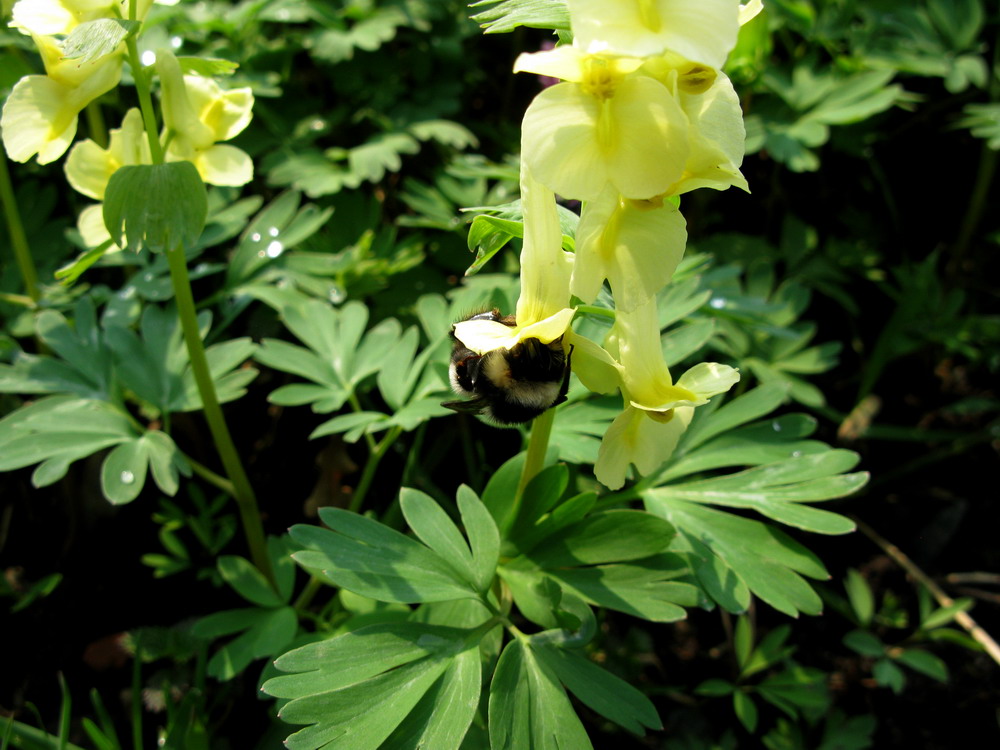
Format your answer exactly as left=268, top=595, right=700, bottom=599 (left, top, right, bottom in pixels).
left=1, top=34, right=121, bottom=163
left=571, top=188, right=687, bottom=311
left=515, top=46, right=689, bottom=201
left=567, top=0, right=742, bottom=69
left=156, top=50, right=254, bottom=186
left=592, top=298, right=740, bottom=488
left=595, top=404, right=693, bottom=490
left=64, top=107, right=150, bottom=246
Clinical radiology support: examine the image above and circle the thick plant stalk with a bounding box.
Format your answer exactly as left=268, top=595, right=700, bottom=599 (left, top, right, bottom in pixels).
left=0, top=149, right=40, bottom=303
left=165, top=244, right=275, bottom=587
left=124, top=11, right=274, bottom=587
left=514, top=407, right=556, bottom=519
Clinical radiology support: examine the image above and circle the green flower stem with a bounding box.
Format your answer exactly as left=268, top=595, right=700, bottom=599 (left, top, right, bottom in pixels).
left=513, top=407, right=556, bottom=522
left=348, top=426, right=403, bottom=513
left=575, top=304, right=616, bottom=321
left=348, top=393, right=378, bottom=452
left=125, top=37, right=164, bottom=165
left=293, top=575, right=325, bottom=613
left=85, top=101, right=108, bottom=149
left=184, top=454, right=236, bottom=498
left=165, top=243, right=276, bottom=589
left=0, top=149, right=40, bottom=303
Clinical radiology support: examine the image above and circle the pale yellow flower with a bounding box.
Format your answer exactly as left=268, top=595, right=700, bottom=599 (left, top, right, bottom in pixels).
left=1, top=34, right=121, bottom=163
left=64, top=107, right=149, bottom=246
left=595, top=404, right=693, bottom=490
left=568, top=0, right=741, bottom=69
left=571, top=188, right=687, bottom=312
left=156, top=50, right=254, bottom=187
left=515, top=47, right=689, bottom=201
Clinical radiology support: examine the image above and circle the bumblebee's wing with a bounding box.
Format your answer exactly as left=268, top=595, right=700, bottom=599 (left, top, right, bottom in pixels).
left=441, top=397, right=489, bottom=415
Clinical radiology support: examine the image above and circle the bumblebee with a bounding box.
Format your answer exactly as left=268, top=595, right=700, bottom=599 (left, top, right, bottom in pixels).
left=442, top=310, right=572, bottom=425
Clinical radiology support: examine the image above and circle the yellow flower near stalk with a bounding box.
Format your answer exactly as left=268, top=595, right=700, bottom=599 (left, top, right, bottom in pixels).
left=1, top=0, right=176, bottom=164
left=156, top=51, right=254, bottom=188
left=568, top=0, right=742, bottom=68
left=64, top=53, right=253, bottom=247
left=592, top=297, right=740, bottom=489
left=1, top=34, right=121, bottom=163
left=515, top=46, right=690, bottom=202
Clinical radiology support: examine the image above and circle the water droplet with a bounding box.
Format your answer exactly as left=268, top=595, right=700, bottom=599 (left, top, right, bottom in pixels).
left=709, top=297, right=726, bottom=309
left=143, top=272, right=154, bottom=281
left=266, top=240, right=284, bottom=258
left=170, top=35, right=183, bottom=49
left=120, top=287, right=136, bottom=299
left=257, top=250, right=266, bottom=258
left=250, top=232, right=261, bottom=242
left=772, top=420, right=782, bottom=432
left=268, top=226, right=280, bottom=237
left=140, top=50, right=157, bottom=66
left=791, top=450, right=802, bottom=458
left=329, top=287, right=345, bottom=304
left=120, top=471, right=135, bottom=485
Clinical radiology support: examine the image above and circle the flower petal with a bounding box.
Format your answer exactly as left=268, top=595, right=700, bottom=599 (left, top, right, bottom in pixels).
left=674, top=362, right=740, bottom=405
left=569, top=0, right=741, bottom=69
left=566, top=329, right=622, bottom=394
left=594, top=403, right=693, bottom=489
left=452, top=319, right=520, bottom=354
left=2, top=75, right=78, bottom=163
left=190, top=143, right=253, bottom=186
left=573, top=188, right=687, bottom=310
left=77, top=202, right=112, bottom=247
left=669, top=72, right=748, bottom=195
left=521, top=82, right=609, bottom=201
left=513, top=46, right=586, bottom=82
left=515, top=167, right=573, bottom=325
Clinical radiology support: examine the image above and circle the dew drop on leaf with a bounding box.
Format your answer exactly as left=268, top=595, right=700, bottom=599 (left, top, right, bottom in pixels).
left=120, top=471, right=135, bottom=485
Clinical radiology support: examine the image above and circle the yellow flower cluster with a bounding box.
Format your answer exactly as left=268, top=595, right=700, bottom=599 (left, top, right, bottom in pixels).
left=456, top=0, right=763, bottom=489
left=1, top=0, right=254, bottom=247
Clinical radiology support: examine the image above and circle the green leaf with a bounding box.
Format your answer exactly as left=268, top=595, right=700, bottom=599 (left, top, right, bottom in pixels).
left=733, top=690, right=758, bottom=733
left=735, top=615, right=753, bottom=670
left=920, top=597, right=973, bottom=630
left=509, top=463, right=570, bottom=547
left=695, top=678, right=734, bottom=697
left=401, top=488, right=478, bottom=589
left=526, top=511, right=675, bottom=568
left=481, top=452, right=525, bottom=533
left=542, top=554, right=698, bottom=622
left=177, top=56, right=239, bottom=76
left=0, top=396, right=136, bottom=487
left=872, top=658, right=905, bottom=694
left=681, top=383, right=790, bottom=451
left=647, top=452, right=864, bottom=535
left=741, top=625, right=794, bottom=680
left=470, top=0, right=571, bottom=34
left=845, top=569, right=875, bottom=626
left=104, top=162, right=208, bottom=252
left=100, top=439, right=149, bottom=505
left=532, top=641, right=661, bottom=735
left=489, top=639, right=593, bottom=750
left=219, top=555, right=283, bottom=608
left=844, top=629, right=886, bottom=658
left=649, top=498, right=827, bottom=617
left=757, top=665, right=830, bottom=717
left=264, top=622, right=485, bottom=750
left=212, top=607, right=298, bottom=681
left=893, top=649, right=949, bottom=682
left=59, top=18, right=138, bottom=63
left=290, top=508, right=477, bottom=603
left=456, top=485, right=501, bottom=593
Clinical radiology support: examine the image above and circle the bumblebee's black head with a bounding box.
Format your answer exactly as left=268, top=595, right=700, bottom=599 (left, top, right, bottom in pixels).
left=443, top=311, right=572, bottom=425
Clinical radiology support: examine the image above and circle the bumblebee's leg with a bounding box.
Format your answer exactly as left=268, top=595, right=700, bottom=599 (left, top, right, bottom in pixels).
left=552, top=344, right=574, bottom=408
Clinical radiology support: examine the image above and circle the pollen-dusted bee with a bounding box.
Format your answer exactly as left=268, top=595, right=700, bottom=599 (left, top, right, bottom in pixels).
left=442, top=310, right=572, bottom=425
